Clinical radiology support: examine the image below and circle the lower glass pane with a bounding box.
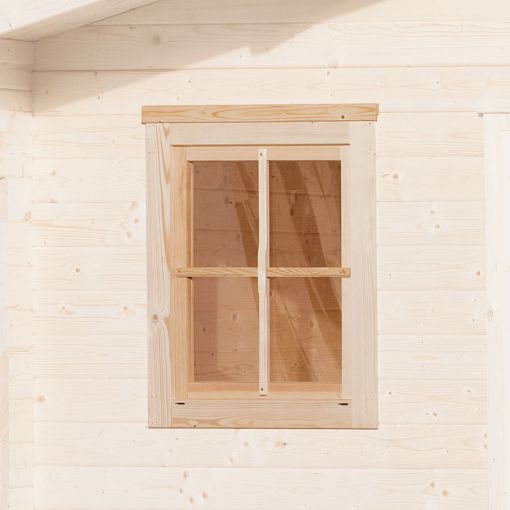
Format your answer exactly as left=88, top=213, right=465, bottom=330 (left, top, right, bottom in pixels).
left=193, top=278, right=259, bottom=382
left=270, top=278, right=341, bottom=384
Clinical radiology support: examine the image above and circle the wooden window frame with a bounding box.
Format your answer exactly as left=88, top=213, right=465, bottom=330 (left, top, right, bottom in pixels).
left=144, top=104, right=378, bottom=429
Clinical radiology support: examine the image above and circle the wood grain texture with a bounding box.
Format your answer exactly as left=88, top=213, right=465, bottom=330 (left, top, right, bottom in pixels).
left=257, top=148, right=269, bottom=395
left=0, top=0, right=159, bottom=41
left=342, top=123, right=377, bottom=428
left=377, top=157, right=483, bottom=202
left=32, top=332, right=485, bottom=381
left=142, top=104, right=378, bottom=123
left=171, top=399, right=351, bottom=428
left=482, top=114, right=510, bottom=510
left=176, top=266, right=351, bottom=278
left=379, top=335, right=486, bottom=380
left=378, top=202, right=484, bottom=246
left=94, top=0, right=510, bottom=24
left=146, top=124, right=172, bottom=427
left=378, top=290, right=485, bottom=335
left=167, top=121, right=351, bottom=146
left=34, top=421, right=486, bottom=468
left=378, top=246, right=484, bottom=290
left=31, top=67, right=510, bottom=116
left=33, top=22, right=510, bottom=71
left=33, top=377, right=486, bottom=424
left=33, top=466, right=487, bottom=510
left=34, top=159, right=145, bottom=203
left=1, top=40, right=34, bottom=509
left=169, top=146, right=192, bottom=402
left=31, top=113, right=483, bottom=159
left=33, top=202, right=146, bottom=247
left=29, top=0, right=492, bottom=504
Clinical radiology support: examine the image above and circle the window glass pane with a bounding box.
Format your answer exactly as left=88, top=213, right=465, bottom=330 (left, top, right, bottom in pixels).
left=193, top=278, right=259, bottom=382
left=270, top=278, right=341, bottom=384
left=193, top=161, right=258, bottom=266
left=270, top=160, right=341, bottom=266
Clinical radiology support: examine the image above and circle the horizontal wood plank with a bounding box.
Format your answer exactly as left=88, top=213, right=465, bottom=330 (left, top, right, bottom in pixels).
left=34, top=247, right=146, bottom=291
left=0, top=63, right=32, bottom=91
left=33, top=378, right=486, bottom=424
left=378, top=202, right=484, bottom=246
left=33, top=202, right=145, bottom=247
left=142, top=104, right=378, bottom=123
left=34, top=159, right=146, bottom=203
left=378, top=246, right=484, bottom=290
left=32, top=333, right=485, bottom=381
left=379, top=335, right=486, bottom=380
left=377, top=157, right=483, bottom=202
left=378, top=290, right=485, bottom=335
left=0, top=39, right=33, bottom=65
left=31, top=113, right=483, bottom=159
left=31, top=67, right=510, bottom=116
left=33, top=466, right=487, bottom=509
left=170, top=400, right=351, bottom=428
left=0, top=0, right=159, bottom=41
left=33, top=22, right=510, bottom=71
left=94, top=0, right=510, bottom=24
left=175, top=267, right=351, bottom=278
left=35, top=422, right=486, bottom=469
left=380, top=380, right=486, bottom=425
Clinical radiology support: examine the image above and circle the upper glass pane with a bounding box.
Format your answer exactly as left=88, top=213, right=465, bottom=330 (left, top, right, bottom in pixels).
left=193, top=161, right=258, bottom=266
left=269, top=160, right=341, bottom=267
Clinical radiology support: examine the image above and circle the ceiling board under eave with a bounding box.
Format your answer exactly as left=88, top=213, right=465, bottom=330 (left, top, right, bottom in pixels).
left=0, top=0, right=159, bottom=41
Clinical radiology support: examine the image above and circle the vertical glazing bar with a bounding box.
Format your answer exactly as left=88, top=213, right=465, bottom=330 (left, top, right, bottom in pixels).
left=258, top=148, right=269, bottom=396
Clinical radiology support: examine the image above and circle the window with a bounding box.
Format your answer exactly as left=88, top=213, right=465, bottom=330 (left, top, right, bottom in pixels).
left=145, top=104, right=378, bottom=428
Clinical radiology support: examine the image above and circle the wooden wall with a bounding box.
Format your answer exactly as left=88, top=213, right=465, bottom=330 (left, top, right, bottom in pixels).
left=29, top=0, right=496, bottom=508
left=0, top=39, right=34, bottom=510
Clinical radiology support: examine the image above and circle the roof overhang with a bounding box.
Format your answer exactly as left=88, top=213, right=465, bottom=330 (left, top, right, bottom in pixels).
left=0, top=0, right=158, bottom=41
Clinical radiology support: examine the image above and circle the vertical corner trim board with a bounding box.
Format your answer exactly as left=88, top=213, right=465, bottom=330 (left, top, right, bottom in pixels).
left=482, top=111, right=510, bottom=510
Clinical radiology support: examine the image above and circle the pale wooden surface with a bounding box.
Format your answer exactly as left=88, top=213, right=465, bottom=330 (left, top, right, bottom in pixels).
left=0, top=40, right=34, bottom=510
left=343, top=123, right=377, bottom=428
left=28, top=0, right=490, bottom=507
left=93, top=0, right=510, bottom=24
left=142, top=104, right=378, bottom=123
left=169, top=146, right=192, bottom=402
left=186, top=145, right=342, bottom=161
left=0, top=0, right=159, bottom=41
left=33, top=22, right=510, bottom=70
left=145, top=124, right=172, bottom=427
left=34, top=467, right=486, bottom=510
left=482, top=113, right=510, bottom=510
left=171, top=400, right=351, bottom=428
left=257, top=149, right=269, bottom=395
left=31, top=67, right=510, bottom=116
left=162, top=139, right=351, bottom=415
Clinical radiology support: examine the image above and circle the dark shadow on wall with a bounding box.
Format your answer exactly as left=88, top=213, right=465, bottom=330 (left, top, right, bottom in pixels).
left=32, top=0, right=389, bottom=114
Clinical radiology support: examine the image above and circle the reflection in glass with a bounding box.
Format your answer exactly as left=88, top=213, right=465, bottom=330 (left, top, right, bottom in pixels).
left=270, top=160, right=341, bottom=267
left=193, top=161, right=258, bottom=267
left=270, top=278, right=341, bottom=384
left=194, top=278, right=259, bottom=382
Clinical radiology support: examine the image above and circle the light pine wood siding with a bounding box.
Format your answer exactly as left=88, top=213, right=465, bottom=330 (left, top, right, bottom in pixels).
left=31, top=0, right=489, bottom=507
left=0, top=39, right=34, bottom=510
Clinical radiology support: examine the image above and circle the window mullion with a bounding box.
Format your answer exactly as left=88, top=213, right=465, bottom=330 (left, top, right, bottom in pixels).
left=258, top=148, right=270, bottom=396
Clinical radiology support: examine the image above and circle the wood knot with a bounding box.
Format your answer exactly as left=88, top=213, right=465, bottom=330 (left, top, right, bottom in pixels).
left=151, top=314, right=159, bottom=322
